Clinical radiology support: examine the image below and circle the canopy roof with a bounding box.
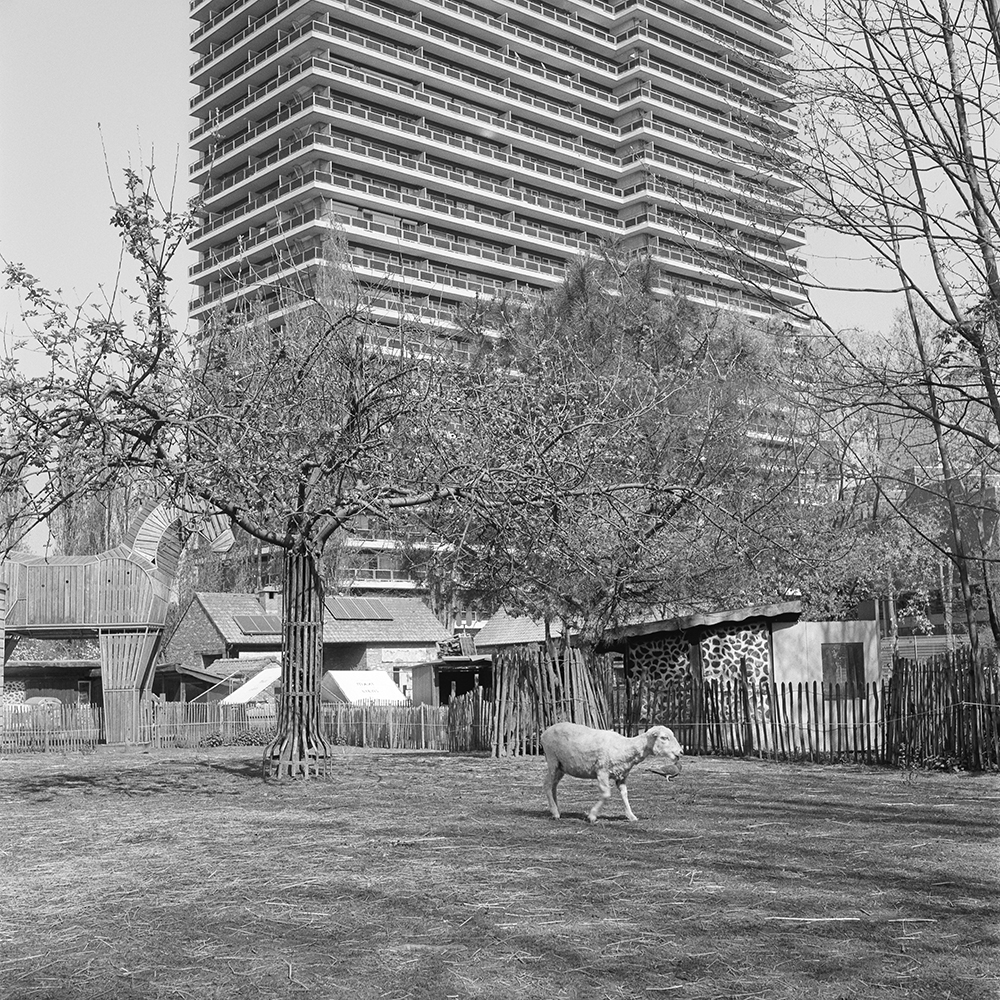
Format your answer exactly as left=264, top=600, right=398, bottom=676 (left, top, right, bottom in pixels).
left=321, top=670, right=406, bottom=704
left=220, top=665, right=282, bottom=705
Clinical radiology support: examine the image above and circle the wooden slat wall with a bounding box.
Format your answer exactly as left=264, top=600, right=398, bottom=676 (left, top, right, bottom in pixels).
left=100, top=629, right=161, bottom=744
left=0, top=554, right=169, bottom=630
left=489, top=643, right=612, bottom=757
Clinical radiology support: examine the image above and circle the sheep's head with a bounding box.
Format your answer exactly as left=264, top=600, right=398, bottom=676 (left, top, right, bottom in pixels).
left=645, top=726, right=683, bottom=762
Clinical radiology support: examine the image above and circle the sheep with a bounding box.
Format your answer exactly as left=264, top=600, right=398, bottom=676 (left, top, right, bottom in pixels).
left=541, top=721, right=683, bottom=824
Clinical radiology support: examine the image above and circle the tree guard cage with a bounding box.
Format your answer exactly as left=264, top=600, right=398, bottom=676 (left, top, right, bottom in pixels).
left=0, top=500, right=233, bottom=744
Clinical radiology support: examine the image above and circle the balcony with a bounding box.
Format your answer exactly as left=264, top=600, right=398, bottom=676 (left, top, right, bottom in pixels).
left=191, top=166, right=613, bottom=283
left=617, top=86, right=797, bottom=167
left=410, top=0, right=618, bottom=70
left=614, top=4, right=788, bottom=83
left=614, top=0, right=793, bottom=56
left=192, top=51, right=622, bottom=168
left=189, top=213, right=577, bottom=314
left=631, top=179, right=805, bottom=246
left=626, top=147, right=799, bottom=213
left=618, top=118, right=797, bottom=192
left=193, top=20, right=625, bottom=137
left=618, top=40, right=791, bottom=116
left=191, top=0, right=297, bottom=48
left=190, top=0, right=303, bottom=79
left=616, top=49, right=795, bottom=133
left=633, top=204, right=801, bottom=271
left=193, top=119, right=619, bottom=235
left=503, top=0, right=618, bottom=47
left=195, top=94, right=621, bottom=210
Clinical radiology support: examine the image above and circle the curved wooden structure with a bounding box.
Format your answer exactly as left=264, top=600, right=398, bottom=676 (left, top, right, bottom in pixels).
left=0, top=500, right=234, bottom=743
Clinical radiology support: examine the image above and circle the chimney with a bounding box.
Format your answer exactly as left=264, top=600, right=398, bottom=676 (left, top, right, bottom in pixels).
left=257, top=588, right=282, bottom=616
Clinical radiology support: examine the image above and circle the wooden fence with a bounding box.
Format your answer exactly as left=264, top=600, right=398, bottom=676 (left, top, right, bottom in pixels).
left=0, top=693, right=494, bottom=755
left=324, top=692, right=492, bottom=752
left=655, top=652, right=1000, bottom=770
left=2, top=651, right=996, bottom=768
left=490, top=643, right=612, bottom=756
left=0, top=704, right=103, bottom=753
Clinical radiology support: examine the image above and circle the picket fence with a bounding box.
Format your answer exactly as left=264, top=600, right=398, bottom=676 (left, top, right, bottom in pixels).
left=0, top=693, right=494, bottom=755
left=645, top=652, right=1000, bottom=770
left=0, top=703, right=104, bottom=753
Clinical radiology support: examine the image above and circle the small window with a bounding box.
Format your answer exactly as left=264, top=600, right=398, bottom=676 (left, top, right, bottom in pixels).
left=821, top=643, right=864, bottom=695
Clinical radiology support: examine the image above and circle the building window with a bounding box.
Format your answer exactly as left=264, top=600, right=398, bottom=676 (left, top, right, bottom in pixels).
left=821, top=643, right=864, bottom=695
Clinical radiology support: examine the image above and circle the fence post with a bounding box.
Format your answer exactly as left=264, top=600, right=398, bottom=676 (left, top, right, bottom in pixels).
left=738, top=657, right=754, bottom=757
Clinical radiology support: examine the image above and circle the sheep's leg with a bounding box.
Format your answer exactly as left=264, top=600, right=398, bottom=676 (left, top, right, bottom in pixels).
left=588, top=771, right=613, bottom=824
left=544, top=761, right=564, bottom=819
left=617, top=780, right=639, bottom=822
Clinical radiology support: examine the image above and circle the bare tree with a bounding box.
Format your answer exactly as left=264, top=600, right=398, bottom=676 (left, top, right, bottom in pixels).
left=794, top=0, right=1000, bottom=648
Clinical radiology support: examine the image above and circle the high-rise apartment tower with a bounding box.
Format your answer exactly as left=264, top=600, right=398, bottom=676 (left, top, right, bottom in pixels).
left=188, top=0, right=805, bottom=329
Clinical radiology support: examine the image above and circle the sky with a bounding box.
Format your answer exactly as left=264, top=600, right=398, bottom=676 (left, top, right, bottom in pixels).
left=0, top=2, right=196, bottom=340
left=0, top=2, right=899, bottom=348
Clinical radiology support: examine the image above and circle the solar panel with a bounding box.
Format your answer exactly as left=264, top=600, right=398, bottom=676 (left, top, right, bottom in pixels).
left=327, top=596, right=392, bottom=621
left=233, top=614, right=282, bottom=635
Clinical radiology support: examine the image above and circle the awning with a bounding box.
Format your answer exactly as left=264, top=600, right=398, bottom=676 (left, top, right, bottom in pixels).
left=321, top=670, right=406, bottom=704
left=220, top=665, right=281, bottom=705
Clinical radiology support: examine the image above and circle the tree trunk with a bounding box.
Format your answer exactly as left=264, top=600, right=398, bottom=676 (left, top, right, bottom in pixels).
left=263, top=537, right=332, bottom=779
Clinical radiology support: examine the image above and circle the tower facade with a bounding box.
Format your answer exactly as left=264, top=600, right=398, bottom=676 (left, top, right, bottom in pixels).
left=188, top=0, right=805, bottom=330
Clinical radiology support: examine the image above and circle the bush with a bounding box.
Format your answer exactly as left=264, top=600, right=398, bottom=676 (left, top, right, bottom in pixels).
left=197, top=728, right=277, bottom=748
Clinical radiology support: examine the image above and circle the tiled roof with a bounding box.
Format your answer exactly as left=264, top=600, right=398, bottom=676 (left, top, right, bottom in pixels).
left=473, top=607, right=566, bottom=650
left=323, top=596, right=449, bottom=644
left=194, top=593, right=448, bottom=646
left=196, top=593, right=278, bottom=645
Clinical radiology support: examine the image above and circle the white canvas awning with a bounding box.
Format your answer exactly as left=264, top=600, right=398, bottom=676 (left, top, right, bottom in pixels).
left=220, top=665, right=281, bottom=705
left=321, top=670, right=406, bottom=704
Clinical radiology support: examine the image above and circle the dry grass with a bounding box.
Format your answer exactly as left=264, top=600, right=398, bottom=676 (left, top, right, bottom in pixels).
left=0, top=747, right=997, bottom=1000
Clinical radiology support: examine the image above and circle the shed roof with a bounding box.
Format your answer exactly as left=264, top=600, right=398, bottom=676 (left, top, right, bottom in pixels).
left=193, top=593, right=448, bottom=647
left=473, top=607, right=567, bottom=650
left=164, top=655, right=279, bottom=684
left=597, top=600, right=803, bottom=649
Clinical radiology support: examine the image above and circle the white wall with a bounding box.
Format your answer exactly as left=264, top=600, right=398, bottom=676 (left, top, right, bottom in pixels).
left=770, top=620, right=880, bottom=686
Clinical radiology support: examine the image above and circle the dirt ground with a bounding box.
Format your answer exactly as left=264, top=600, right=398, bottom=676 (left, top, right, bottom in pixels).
left=1, top=746, right=998, bottom=1000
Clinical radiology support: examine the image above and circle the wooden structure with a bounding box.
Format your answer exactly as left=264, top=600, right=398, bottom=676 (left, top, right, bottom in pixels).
left=490, top=641, right=613, bottom=757
left=0, top=500, right=233, bottom=743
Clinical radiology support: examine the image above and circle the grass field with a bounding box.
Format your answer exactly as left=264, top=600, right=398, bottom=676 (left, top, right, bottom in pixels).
left=0, top=747, right=997, bottom=1000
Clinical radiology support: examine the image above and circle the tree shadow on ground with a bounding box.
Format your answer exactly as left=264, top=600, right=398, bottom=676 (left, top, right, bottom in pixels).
left=0, top=750, right=265, bottom=798
left=200, top=756, right=265, bottom=781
